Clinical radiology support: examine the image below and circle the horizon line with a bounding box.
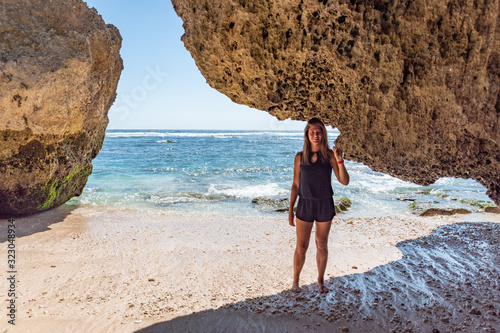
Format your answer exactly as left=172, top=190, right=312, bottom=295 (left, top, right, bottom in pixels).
left=103, top=128, right=340, bottom=131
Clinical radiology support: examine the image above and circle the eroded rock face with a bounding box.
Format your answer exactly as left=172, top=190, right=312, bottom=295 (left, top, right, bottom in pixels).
left=0, top=0, right=123, bottom=216
left=172, top=0, right=499, bottom=204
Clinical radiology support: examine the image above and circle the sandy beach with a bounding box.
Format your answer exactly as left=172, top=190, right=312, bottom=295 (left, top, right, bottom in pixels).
left=1, top=206, right=499, bottom=333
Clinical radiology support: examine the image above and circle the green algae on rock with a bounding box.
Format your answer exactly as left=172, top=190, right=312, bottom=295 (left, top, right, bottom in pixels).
left=37, top=165, right=93, bottom=211
left=335, top=196, right=352, bottom=213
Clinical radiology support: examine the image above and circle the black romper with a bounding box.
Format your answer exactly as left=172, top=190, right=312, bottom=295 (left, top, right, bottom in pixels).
left=296, top=151, right=336, bottom=222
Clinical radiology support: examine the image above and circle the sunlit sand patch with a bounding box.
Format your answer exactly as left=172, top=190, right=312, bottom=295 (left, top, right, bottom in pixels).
left=2, top=207, right=498, bottom=332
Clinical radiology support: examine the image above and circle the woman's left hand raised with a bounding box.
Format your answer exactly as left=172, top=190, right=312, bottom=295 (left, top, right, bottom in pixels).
left=332, top=146, right=343, bottom=162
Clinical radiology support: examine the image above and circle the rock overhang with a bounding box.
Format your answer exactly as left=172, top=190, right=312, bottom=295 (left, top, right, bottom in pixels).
left=171, top=0, right=499, bottom=205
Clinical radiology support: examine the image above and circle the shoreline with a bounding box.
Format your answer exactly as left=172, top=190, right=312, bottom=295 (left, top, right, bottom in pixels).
left=1, top=206, right=499, bottom=332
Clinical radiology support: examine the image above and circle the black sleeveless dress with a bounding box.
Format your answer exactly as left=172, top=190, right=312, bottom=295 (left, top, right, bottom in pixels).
left=296, top=151, right=335, bottom=222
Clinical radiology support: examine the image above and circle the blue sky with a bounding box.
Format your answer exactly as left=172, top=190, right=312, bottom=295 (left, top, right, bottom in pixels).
left=84, top=0, right=306, bottom=130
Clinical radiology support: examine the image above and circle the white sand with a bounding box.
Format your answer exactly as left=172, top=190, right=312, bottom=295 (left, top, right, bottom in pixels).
left=1, top=206, right=499, bottom=332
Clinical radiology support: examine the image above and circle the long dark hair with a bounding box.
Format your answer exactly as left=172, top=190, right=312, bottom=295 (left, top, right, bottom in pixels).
left=302, top=118, right=330, bottom=165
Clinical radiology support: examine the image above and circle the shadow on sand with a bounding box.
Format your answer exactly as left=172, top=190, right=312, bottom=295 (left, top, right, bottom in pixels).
left=136, top=221, right=500, bottom=333
left=0, top=204, right=76, bottom=241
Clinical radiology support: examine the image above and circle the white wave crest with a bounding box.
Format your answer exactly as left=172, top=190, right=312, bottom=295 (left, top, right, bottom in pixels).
left=206, top=183, right=288, bottom=199
left=105, top=131, right=306, bottom=138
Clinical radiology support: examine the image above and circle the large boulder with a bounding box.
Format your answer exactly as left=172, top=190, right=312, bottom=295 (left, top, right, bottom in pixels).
left=0, top=0, right=123, bottom=216
left=172, top=0, right=499, bottom=204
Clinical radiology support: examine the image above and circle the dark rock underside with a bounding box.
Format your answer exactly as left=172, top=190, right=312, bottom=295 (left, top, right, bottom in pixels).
left=172, top=0, right=499, bottom=204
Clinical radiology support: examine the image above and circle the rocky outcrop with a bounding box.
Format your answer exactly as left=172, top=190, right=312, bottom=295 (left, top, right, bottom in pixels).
left=172, top=0, right=500, bottom=204
left=419, top=208, right=471, bottom=217
left=251, top=195, right=351, bottom=213
left=485, top=206, right=500, bottom=213
left=0, top=0, right=123, bottom=216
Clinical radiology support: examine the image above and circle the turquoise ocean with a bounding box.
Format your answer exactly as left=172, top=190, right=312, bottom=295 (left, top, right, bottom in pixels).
left=66, top=129, right=496, bottom=219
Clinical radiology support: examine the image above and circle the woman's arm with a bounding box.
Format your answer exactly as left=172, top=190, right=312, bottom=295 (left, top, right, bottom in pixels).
left=289, top=152, right=301, bottom=226
left=331, top=147, right=349, bottom=186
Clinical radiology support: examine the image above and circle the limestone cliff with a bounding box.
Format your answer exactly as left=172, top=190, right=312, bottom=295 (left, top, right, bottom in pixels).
left=0, top=0, right=123, bottom=216
left=172, top=0, right=499, bottom=204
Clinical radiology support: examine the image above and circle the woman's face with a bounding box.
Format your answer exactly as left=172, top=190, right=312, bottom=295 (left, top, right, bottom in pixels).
left=308, top=125, right=323, bottom=145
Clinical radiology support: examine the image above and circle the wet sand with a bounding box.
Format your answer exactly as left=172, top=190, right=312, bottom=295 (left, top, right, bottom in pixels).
left=1, top=206, right=499, bottom=332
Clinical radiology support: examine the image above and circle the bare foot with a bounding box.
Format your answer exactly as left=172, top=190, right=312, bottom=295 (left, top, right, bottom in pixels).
left=318, top=281, right=329, bottom=293
left=291, top=282, right=301, bottom=293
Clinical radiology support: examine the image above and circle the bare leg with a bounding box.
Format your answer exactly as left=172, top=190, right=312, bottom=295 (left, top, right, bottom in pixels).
left=315, top=220, right=332, bottom=293
left=292, top=218, right=314, bottom=292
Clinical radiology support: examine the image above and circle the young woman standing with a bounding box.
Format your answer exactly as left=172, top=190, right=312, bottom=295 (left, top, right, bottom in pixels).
left=289, top=118, right=349, bottom=293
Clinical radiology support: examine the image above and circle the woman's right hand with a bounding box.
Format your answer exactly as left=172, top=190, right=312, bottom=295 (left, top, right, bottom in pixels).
left=289, top=210, right=295, bottom=227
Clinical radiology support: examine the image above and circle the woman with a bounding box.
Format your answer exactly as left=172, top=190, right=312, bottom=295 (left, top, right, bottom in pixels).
left=289, top=117, right=349, bottom=293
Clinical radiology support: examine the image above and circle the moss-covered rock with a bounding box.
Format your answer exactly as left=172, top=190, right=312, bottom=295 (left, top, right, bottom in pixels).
left=334, top=196, right=351, bottom=213
left=408, top=201, right=421, bottom=212
left=459, top=198, right=497, bottom=210
left=434, top=192, right=449, bottom=199
left=37, top=165, right=93, bottom=210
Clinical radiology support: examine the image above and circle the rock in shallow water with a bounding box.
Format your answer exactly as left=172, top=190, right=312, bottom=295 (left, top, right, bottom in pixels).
left=172, top=0, right=500, bottom=205
left=0, top=0, right=123, bottom=216
left=251, top=196, right=290, bottom=212
left=419, top=208, right=471, bottom=217
left=485, top=206, right=500, bottom=214
left=251, top=195, right=351, bottom=214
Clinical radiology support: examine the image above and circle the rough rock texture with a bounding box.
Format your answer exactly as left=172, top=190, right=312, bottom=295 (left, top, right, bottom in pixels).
left=0, top=0, right=123, bottom=216
left=172, top=0, right=500, bottom=204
